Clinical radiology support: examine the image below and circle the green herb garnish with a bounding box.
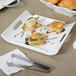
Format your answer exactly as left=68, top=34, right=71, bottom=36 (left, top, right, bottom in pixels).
left=25, top=38, right=29, bottom=45
left=43, top=37, right=57, bottom=41
left=21, top=29, right=25, bottom=38
left=45, top=24, right=50, bottom=27
left=27, top=17, right=33, bottom=21
left=61, top=28, right=65, bottom=33
left=14, top=31, right=23, bottom=37
left=32, top=25, right=35, bottom=28
left=44, top=28, right=47, bottom=30
left=40, top=29, right=42, bottom=31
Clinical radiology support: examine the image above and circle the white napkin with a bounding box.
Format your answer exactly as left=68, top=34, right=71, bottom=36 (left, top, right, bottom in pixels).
left=73, top=40, right=76, bottom=50
left=0, top=49, right=30, bottom=75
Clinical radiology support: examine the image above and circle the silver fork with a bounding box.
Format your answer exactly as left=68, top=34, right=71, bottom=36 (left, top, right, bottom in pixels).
left=7, top=62, right=30, bottom=69
left=7, top=54, right=50, bottom=73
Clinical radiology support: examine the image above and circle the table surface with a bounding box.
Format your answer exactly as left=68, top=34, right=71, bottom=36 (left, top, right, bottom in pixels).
left=0, top=0, right=76, bottom=76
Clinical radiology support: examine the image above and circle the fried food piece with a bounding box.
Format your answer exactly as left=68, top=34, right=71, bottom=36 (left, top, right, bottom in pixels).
left=22, top=17, right=42, bottom=33
left=29, top=28, right=35, bottom=33
left=62, top=0, right=76, bottom=10
left=25, top=32, right=48, bottom=45
left=47, top=21, right=65, bottom=34
left=57, top=0, right=64, bottom=7
left=30, top=32, right=48, bottom=40
left=35, top=17, right=39, bottom=21
left=47, top=0, right=60, bottom=4
left=36, top=23, right=42, bottom=27
left=57, top=0, right=76, bottom=10
left=28, top=38, right=46, bottom=45
left=48, top=0, right=76, bottom=10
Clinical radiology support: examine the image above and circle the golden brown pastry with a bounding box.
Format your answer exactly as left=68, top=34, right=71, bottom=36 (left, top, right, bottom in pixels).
left=30, top=32, right=48, bottom=40
left=47, top=21, right=65, bottom=34
left=47, top=0, right=60, bottom=4
left=25, top=32, right=48, bottom=45
left=57, top=0, right=64, bottom=7
left=28, top=38, right=46, bottom=45
left=63, top=0, right=76, bottom=10
left=21, top=17, right=42, bottom=33
left=57, top=0, right=76, bottom=10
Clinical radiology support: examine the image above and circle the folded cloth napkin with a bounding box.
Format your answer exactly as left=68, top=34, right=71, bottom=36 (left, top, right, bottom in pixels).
left=0, top=49, right=31, bottom=75
left=73, top=40, right=76, bottom=50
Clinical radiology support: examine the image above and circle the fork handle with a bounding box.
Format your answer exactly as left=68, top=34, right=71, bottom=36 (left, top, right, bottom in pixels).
left=27, top=62, right=50, bottom=73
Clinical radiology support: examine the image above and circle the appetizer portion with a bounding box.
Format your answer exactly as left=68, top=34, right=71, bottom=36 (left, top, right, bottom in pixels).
left=21, top=17, right=42, bottom=33
left=47, top=0, right=76, bottom=10
left=47, top=21, right=65, bottom=34
left=19, top=17, right=65, bottom=46
left=25, top=32, right=48, bottom=45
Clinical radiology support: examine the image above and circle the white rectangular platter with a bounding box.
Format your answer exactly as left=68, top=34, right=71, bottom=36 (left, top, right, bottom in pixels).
left=1, top=10, right=75, bottom=55
left=0, top=0, right=15, bottom=9
left=40, top=0, right=76, bottom=17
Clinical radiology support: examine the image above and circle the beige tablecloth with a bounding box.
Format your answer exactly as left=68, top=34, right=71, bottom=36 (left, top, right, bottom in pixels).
left=0, top=0, right=76, bottom=76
